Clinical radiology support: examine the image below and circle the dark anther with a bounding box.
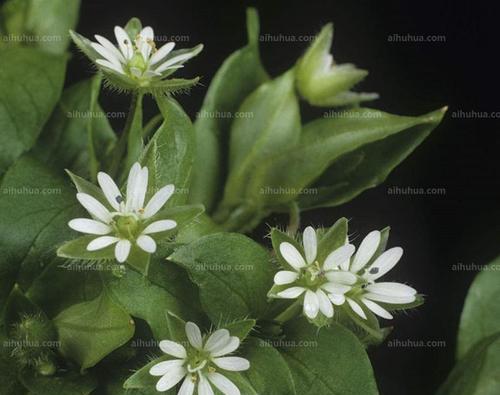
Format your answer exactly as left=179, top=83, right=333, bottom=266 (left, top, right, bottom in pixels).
left=116, top=195, right=124, bottom=204
left=369, top=267, right=379, bottom=274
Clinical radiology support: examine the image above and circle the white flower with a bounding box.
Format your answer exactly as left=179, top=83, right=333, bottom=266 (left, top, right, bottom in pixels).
left=68, top=162, right=176, bottom=263
left=150, top=322, right=250, bottom=395
left=273, top=226, right=356, bottom=320
left=341, top=230, right=418, bottom=320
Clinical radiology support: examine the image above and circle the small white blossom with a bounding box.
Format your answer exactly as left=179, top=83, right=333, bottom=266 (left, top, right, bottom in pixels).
left=68, top=162, right=176, bottom=263
left=150, top=322, right=250, bottom=395
left=273, top=226, right=356, bottom=320
left=341, top=230, right=418, bottom=320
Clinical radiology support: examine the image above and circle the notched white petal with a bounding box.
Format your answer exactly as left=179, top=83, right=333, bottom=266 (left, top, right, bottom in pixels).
left=279, top=242, right=306, bottom=270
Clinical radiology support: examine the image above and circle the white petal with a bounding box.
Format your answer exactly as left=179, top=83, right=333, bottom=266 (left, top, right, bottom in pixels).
left=363, top=247, right=403, bottom=281
left=204, top=329, right=230, bottom=353
left=212, top=357, right=250, bottom=372
left=328, top=293, right=346, bottom=306
left=87, top=236, right=120, bottom=251
left=325, top=271, right=357, bottom=285
left=363, top=292, right=416, bottom=304
left=366, top=282, right=417, bottom=297
left=95, top=59, right=125, bottom=75
left=143, top=219, right=177, bottom=234
left=138, top=26, right=154, bottom=60
left=346, top=298, right=367, bottom=319
left=97, top=171, right=122, bottom=210
left=130, top=166, right=148, bottom=211
left=362, top=298, right=393, bottom=319
left=94, top=34, right=125, bottom=62
left=140, top=26, right=154, bottom=40
left=159, top=340, right=187, bottom=358
left=277, top=286, right=306, bottom=299
left=143, top=185, right=175, bottom=218
left=302, top=226, right=317, bottom=264
left=273, top=270, right=298, bottom=285
left=303, top=290, right=319, bottom=319
left=114, top=239, right=131, bottom=263
left=350, top=230, right=381, bottom=273
left=114, top=26, right=133, bottom=59
left=136, top=234, right=156, bottom=253
left=125, top=163, right=141, bottom=211
left=76, top=193, right=112, bottom=223
left=69, top=218, right=111, bottom=235
left=149, top=359, right=184, bottom=376
left=323, top=244, right=355, bottom=270
left=178, top=376, right=196, bottom=395
left=316, top=289, right=334, bottom=318
left=207, top=372, right=240, bottom=395
left=185, top=322, right=203, bottom=349
left=155, top=365, right=186, bottom=392
left=91, top=42, right=122, bottom=67
left=155, top=51, right=198, bottom=73
left=279, top=242, right=306, bottom=270
left=211, top=337, right=240, bottom=357
left=149, top=42, right=176, bottom=66
left=321, top=282, right=351, bottom=295
left=198, top=374, right=215, bottom=395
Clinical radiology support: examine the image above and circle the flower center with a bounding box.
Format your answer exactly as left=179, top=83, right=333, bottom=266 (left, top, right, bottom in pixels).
left=128, top=52, right=148, bottom=73
left=113, top=215, right=140, bottom=239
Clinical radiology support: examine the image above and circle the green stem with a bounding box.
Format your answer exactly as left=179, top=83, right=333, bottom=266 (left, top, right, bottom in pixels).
left=142, top=113, right=163, bottom=139
left=274, top=299, right=302, bottom=323
left=286, top=201, right=300, bottom=236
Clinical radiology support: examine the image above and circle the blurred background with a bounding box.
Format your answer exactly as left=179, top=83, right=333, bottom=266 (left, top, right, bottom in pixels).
left=68, top=0, right=500, bottom=393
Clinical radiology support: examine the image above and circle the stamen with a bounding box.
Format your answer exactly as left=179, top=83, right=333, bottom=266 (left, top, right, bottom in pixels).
left=138, top=208, right=145, bottom=214
left=369, top=267, right=379, bottom=274
left=208, top=366, right=216, bottom=373
left=190, top=373, right=197, bottom=383
left=116, top=195, right=124, bottom=204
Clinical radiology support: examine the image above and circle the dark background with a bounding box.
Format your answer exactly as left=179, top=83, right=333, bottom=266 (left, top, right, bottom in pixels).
left=69, top=1, right=500, bottom=394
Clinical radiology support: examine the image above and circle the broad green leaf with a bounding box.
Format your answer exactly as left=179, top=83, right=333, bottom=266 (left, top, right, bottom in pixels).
left=53, top=291, right=135, bottom=370
left=0, top=333, right=26, bottom=394
left=32, top=76, right=116, bottom=179
left=437, top=332, right=500, bottom=395
left=0, top=0, right=80, bottom=54
left=224, top=319, right=256, bottom=341
left=279, top=318, right=379, bottom=395
left=170, top=233, right=274, bottom=321
left=123, top=356, right=171, bottom=392
left=56, top=235, right=116, bottom=262
left=0, top=155, right=82, bottom=308
left=221, top=70, right=301, bottom=208
left=0, top=47, right=66, bottom=173
left=456, top=256, right=500, bottom=360
left=189, top=8, right=269, bottom=212
left=103, top=254, right=204, bottom=341
left=249, top=107, right=446, bottom=208
left=18, top=368, right=97, bottom=395
left=141, top=95, right=194, bottom=206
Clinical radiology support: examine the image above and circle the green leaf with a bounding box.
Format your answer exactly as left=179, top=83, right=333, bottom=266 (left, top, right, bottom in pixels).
left=170, top=233, right=274, bottom=322
left=456, top=256, right=500, bottom=360
left=224, top=319, right=256, bottom=341
left=316, top=217, right=348, bottom=263
left=0, top=47, right=66, bottom=173
left=53, top=291, right=135, bottom=370
left=279, top=318, right=379, bottom=395
left=251, top=107, right=446, bottom=208
left=221, top=70, right=301, bottom=209
left=0, top=155, right=82, bottom=308
left=32, top=76, right=116, bottom=179
left=189, top=7, right=269, bottom=212
left=123, top=356, right=170, bottom=392
left=103, top=254, right=204, bottom=341
left=1, top=0, right=80, bottom=54
left=142, top=95, right=194, bottom=206
left=270, top=228, right=303, bottom=271
left=18, top=368, right=97, bottom=395
left=0, top=333, right=24, bottom=394
left=437, top=332, right=500, bottom=395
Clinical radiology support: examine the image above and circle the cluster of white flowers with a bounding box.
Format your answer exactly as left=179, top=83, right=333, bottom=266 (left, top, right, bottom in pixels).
left=68, top=162, right=176, bottom=263
left=273, top=226, right=417, bottom=320
left=150, top=322, right=250, bottom=395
